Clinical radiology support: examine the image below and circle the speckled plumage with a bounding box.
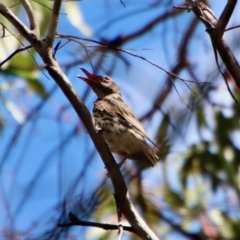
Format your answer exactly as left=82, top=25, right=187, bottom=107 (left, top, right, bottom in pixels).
left=78, top=68, right=158, bottom=167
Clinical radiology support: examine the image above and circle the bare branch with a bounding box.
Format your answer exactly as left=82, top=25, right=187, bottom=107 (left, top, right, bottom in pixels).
left=44, top=0, right=61, bottom=49
left=225, top=24, right=240, bottom=32
left=178, top=1, right=240, bottom=93
left=0, top=44, right=33, bottom=67
left=0, top=3, right=41, bottom=50
left=57, top=33, right=204, bottom=85
left=217, top=0, right=237, bottom=38
left=57, top=212, right=135, bottom=233
left=20, top=0, right=39, bottom=37
left=120, top=7, right=181, bottom=44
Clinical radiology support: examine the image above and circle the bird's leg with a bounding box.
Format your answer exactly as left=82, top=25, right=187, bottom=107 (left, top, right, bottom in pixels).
left=118, top=157, right=127, bottom=169
left=105, top=157, right=126, bottom=178
left=92, top=118, right=102, bottom=133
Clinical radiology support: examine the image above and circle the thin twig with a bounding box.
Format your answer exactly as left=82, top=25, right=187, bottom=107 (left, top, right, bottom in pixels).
left=32, top=0, right=55, bottom=12
left=119, top=0, right=126, bottom=8
left=58, top=212, right=135, bottom=233
left=0, top=44, right=32, bottom=67
left=77, top=41, right=95, bottom=72
left=214, top=51, right=238, bottom=103
left=225, top=25, right=240, bottom=32
left=53, top=40, right=61, bottom=58
left=57, top=33, right=208, bottom=86
left=168, top=74, right=191, bottom=110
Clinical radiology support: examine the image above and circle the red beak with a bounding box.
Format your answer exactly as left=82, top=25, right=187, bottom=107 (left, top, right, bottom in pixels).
left=77, top=68, right=99, bottom=84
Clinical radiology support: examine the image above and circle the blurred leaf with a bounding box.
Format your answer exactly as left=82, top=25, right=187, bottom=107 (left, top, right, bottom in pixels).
left=215, top=111, right=238, bottom=147
left=210, top=210, right=234, bottom=239
left=64, top=1, right=92, bottom=37
left=5, top=99, right=25, bottom=124
left=0, top=112, right=4, bottom=134
left=1, top=52, right=47, bottom=98
left=196, top=106, right=207, bottom=127
left=163, top=187, right=185, bottom=211
left=32, top=0, right=52, bottom=38
left=155, top=113, right=171, bottom=160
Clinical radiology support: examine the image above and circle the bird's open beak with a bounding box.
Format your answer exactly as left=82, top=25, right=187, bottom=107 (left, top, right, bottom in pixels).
left=77, top=68, right=99, bottom=84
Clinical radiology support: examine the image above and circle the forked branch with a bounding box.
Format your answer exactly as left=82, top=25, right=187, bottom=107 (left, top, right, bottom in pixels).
left=175, top=1, right=240, bottom=102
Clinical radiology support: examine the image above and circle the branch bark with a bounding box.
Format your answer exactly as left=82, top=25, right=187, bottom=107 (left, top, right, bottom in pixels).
left=217, top=0, right=237, bottom=38
left=44, top=0, right=61, bottom=49
left=20, top=0, right=39, bottom=37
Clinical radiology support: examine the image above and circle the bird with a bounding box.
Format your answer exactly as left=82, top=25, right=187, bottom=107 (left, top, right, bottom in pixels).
left=77, top=68, right=158, bottom=167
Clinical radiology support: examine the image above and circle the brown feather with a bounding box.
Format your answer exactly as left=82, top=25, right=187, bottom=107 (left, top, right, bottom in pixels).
left=94, top=96, right=149, bottom=139
left=94, top=96, right=161, bottom=151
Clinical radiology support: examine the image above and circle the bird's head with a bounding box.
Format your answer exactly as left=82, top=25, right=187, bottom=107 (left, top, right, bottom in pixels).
left=77, top=68, right=121, bottom=98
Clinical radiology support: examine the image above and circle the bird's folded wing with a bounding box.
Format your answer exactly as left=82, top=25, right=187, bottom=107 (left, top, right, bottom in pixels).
left=95, top=98, right=161, bottom=151
left=94, top=98, right=149, bottom=139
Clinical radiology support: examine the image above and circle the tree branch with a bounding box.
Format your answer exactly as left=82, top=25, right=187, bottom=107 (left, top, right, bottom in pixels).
left=217, top=0, right=237, bottom=38
left=20, top=0, right=39, bottom=37
left=57, top=212, right=135, bottom=233
left=182, top=1, right=240, bottom=91
left=0, top=44, right=33, bottom=67
left=0, top=2, right=159, bottom=239
left=44, top=0, right=61, bottom=49
left=0, top=3, right=41, bottom=51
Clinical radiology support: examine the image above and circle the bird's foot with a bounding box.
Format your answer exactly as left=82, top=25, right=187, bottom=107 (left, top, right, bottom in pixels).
left=95, top=125, right=103, bottom=133
left=105, top=158, right=126, bottom=178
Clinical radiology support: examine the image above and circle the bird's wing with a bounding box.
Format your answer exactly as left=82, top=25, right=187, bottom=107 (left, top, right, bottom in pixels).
left=95, top=98, right=161, bottom=151
left=94, top=98, right=149, bottom=139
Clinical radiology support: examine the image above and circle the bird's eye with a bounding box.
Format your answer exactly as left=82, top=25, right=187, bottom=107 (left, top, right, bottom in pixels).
left=102, top=76, right=110, bottom=82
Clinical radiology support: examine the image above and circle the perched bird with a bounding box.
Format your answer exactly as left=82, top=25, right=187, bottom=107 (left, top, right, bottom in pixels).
left=78, top=68, right=158, bottom=167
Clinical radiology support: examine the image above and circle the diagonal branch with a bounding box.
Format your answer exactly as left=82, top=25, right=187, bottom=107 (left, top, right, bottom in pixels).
left=0, top=3, right=41, bottom=51
left=20, top=0, right=39, bottom=37
left=58, top=212, right=135, bottom=233
left=181, top=1, right=240, bottom=92
left=217, top=0, right=237, bottom=38
left=44, top=0, right=61, bottom=49
left=0, top=44, right=33, bottom=67
left=0, top=2, right=159, bottom=239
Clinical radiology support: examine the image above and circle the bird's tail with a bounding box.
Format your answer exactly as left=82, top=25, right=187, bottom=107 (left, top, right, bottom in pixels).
left=147, top=137, right=161, bottom=152
left=142, top=144, right=159, bottom=167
